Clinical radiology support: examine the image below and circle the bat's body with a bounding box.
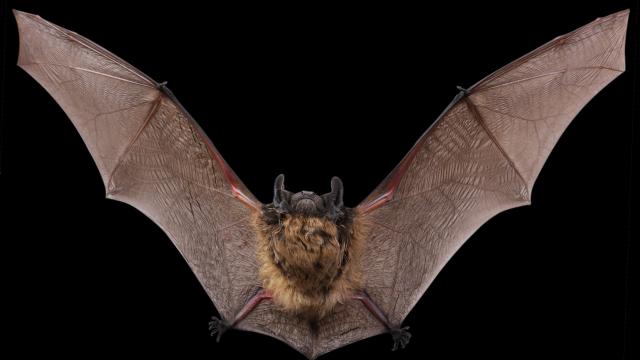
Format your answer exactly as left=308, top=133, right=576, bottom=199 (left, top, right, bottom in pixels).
left=13, top=9, right=629, bottom=359
left=255, top=204, right=365, bottom=321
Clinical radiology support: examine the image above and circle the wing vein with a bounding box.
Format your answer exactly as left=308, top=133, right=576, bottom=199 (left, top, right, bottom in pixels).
left=462, top=97, right=530, bottom=199
left=106, top=94, right=162, bottom=195
left=18, top=62, right=154, bottom=87
left=476, top=66, right=621, bottom=92
left=37, top=14, right=156, bottom=86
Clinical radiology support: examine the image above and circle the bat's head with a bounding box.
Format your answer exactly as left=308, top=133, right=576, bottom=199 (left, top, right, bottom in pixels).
left=272, top=174, right=344, bottom=221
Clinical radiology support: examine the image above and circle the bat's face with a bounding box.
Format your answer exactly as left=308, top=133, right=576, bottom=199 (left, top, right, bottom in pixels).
left=289, top=191, right=326, bottom=213
left=272, top=174, right=344, bottom=220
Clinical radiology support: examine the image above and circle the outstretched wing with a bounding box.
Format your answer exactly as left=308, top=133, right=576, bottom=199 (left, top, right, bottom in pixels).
left=14, top=10, right=262, bottom=322
left=355, top=9, right=628, bottom=328
left=299, top=9, right=630, bottom=353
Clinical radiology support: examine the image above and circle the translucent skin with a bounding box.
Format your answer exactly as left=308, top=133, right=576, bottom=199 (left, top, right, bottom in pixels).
left=14, top=9, right=628, bottom=359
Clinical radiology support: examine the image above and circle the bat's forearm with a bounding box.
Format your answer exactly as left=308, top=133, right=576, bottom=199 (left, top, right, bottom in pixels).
left=353, top=291, right=392, bottom=330
left=354, top=291, right=412, bottom=350
left=210, top=288, right=272, bottom=342
left=231, top=288, right=273, bottom=326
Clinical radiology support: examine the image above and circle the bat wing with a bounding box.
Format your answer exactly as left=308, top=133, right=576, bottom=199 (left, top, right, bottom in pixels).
left=14, top=11, right=387, bottom=358
left=14, top=10, right=263, bottom=323
left=311, top=9, right=628, bottom=357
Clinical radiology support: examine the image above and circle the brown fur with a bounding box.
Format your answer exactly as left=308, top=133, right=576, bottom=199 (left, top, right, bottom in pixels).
left=254, top=209, right=366, bottom=320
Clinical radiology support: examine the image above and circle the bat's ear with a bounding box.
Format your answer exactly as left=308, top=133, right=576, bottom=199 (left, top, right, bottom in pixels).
left=273, top=174, right=291, bottom=212
left=274, top=173, right=285, bottom=192
left=323, top=176, right=344, bottom=221
left=329, top=176, right=344, bottom=208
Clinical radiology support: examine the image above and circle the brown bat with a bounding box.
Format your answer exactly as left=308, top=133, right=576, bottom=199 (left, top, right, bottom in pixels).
left=13, top=8, right=628, bottom=359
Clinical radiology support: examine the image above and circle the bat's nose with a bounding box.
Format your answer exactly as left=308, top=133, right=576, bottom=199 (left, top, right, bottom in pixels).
left=295, top=198, right=316, bottom=212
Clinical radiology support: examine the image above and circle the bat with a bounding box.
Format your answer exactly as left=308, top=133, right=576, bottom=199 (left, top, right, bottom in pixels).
left=12, top=8, right=629, bottom=359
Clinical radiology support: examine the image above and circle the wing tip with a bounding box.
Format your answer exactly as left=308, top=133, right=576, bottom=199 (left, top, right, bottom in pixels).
left=12, top=9, right=29, bottom=68
left=12, top=9, right=44, bottom=23
left=572, top=8, right=630, bottom=39
left=12, top=9, right=48, bottom=68
left=608, top=8, right=630, bottom=18
left=604, top=9, right=630, bottom=73
left=12, top=9, right=29, bottom=17
left=593, top=8, right=630, bottom=22
left=593, top=8, right=630, bottom=40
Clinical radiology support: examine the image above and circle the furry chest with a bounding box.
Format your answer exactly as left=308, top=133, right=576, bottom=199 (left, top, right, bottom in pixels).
left=270, top=216, right=343, bottom=292
left=254, top=209, right=364, bottom=318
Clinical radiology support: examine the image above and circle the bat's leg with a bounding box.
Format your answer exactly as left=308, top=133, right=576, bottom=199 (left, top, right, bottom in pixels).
left=209, top=288, right=272, bottom=342
left=354, top=291, right=411, bottom=351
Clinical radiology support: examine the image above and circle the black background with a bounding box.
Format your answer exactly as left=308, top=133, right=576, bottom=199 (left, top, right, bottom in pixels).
left=1, top=0, right=637, bottom=359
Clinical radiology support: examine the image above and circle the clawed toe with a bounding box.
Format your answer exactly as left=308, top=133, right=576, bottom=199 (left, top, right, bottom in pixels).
left=209, top=316, right=231, bottom=342
left=390, top=326, right=411, bottom=351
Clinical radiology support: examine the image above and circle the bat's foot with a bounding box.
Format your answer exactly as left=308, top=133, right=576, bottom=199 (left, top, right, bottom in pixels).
left=389, top=326, right=411, bottom=351
left=209, top=316, right=231, bottom=342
